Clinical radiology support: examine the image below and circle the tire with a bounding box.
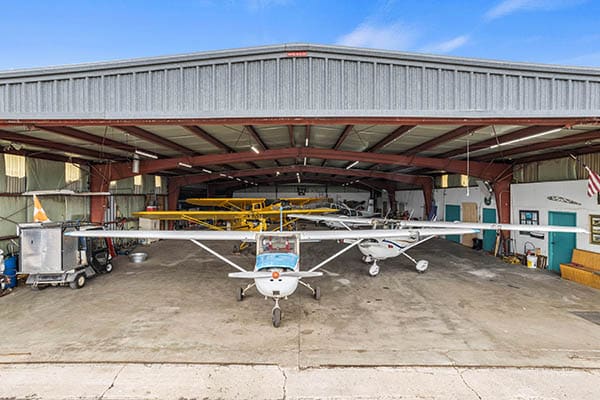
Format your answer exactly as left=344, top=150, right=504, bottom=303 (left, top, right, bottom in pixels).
left=236, top=287, right=244, bottom=301
left=69, top=274, right=86, bottom=290
left=272, top=308, right=281, bottom=328
left=313, top=286, right=321, bottom=300
left=105, top=263, right=113, bottom=273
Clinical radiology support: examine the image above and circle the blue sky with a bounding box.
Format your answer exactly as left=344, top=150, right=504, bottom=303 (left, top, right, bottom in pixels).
left=1, top=0, right=599, bottom=70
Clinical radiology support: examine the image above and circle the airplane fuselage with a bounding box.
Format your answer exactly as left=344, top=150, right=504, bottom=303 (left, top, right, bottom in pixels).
left=254, top=265, right=299, bottom=298
left=357, top=238, right=412, bottom=261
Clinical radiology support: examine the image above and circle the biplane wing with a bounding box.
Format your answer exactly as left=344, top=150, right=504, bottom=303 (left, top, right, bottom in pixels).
left=278, top=197, right=331, bottom=207
left=185, top=197, right=266, bottom=211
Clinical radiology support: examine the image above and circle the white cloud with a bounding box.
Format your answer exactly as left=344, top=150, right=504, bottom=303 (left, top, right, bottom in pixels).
left=336, top=22, right=416, bottom=51
left=485, top=0, right=585, bottom=20
left=421, top=35, right=470, bottom=54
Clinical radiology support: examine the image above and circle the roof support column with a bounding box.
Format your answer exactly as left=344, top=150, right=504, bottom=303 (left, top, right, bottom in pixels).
left=89, top=166, right=110, bottom=223
left=167, top=179, right=181, bottom=229
left=421, top=178, right=434, bottom=219
left=492, top=175, right=513, bottom=253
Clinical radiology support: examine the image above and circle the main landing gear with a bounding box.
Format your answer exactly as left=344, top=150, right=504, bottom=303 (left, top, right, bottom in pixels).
left=366, top=258, right=428, bottom=276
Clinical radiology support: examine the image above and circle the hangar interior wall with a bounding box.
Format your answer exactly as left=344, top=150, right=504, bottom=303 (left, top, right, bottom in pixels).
left=233, top=185, right=371, bottom=205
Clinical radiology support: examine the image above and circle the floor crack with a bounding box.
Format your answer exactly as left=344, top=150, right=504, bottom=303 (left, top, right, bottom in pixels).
left=278, top=366, right=288, bottom=400
left=454, top=367, right=482, bottom=400
left=98, top=364, right=125, bottom=399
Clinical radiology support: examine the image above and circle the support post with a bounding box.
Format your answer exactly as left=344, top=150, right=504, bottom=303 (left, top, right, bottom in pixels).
left=421, top=178, right=434, bottom=220
left=492, top=175, right=513, bottom=254
left=89, top=166, right=110, bottom=224
left=167, top=179, right=181, bottom=229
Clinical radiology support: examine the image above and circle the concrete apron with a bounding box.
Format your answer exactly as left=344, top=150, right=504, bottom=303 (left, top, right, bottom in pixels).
left=1, top=363, right=599, bottom=400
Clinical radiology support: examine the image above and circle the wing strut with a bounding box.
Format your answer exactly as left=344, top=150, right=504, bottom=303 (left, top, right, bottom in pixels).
left=190, top=239, right=249, bottom=273
left=395, top=235, right=436, bottom=265
left=308, top=239, right=365, bottom=272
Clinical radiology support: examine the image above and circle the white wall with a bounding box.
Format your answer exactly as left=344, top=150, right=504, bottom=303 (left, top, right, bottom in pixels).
left=396, top=186, right=496, bottom=225
left=233, top=187, right=370, bottom=204
left=511, top=180, right=598, bottom=255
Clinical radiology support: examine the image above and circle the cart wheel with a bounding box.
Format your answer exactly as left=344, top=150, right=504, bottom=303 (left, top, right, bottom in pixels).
left=69, top=274, right=86, bottom=290
left=313, top=286, right=321, bottom=300
left=236, top=287, right=244, bottom=301
left=105, top=263, right=113, bottom=273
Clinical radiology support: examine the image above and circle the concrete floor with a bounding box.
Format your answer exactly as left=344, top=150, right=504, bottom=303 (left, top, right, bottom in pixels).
left=1, top=237, right=599, bottom=399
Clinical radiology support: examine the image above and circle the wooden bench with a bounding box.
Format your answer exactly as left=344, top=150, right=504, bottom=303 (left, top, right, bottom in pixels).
left=560, top=249, right=600, bottom=289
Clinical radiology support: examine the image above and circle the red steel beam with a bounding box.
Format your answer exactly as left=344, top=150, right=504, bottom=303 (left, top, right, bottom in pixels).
left=34, top=125, right=141, bottom=154
left=438, top=125, right=563, bottom=158
left=113, top=126, right=196, bottom=155
left=5, top=117, right=598, bottom=126
left=513, top=143, right=600, bottom=164
left=0, top=129, right=125, bottom=160
left=332, top=125, right=354, bottom=150
left=245, top=125, right=268, bottom=150
left=288, top=125, right=296, bottom=147
left=403, top=125, right=486, bottom=155
left=367, top=125, right=416, bottom=152
left=170, top=165, right=431, bottom=188
left=106, top=147, right=508, bottom=182
left=475, top=129, right=600, bottom=162
left=182, top=125, right=234, bottom=152
left=0, top=147, right=89, bottom=165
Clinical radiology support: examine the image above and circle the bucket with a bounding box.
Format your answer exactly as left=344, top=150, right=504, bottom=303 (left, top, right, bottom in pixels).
left=4, top=255, right=17, bottom=288
left=526, top=254, right=538, bottom=269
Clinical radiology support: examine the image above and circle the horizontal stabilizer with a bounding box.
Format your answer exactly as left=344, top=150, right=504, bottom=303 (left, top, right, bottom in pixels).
left=228, top=271, right=323, bottom=279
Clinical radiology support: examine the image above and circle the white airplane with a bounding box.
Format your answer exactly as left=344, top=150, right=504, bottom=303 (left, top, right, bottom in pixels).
left=288, top=214, right=588, bottom=277
left=66, top=226, right=477, bottom=327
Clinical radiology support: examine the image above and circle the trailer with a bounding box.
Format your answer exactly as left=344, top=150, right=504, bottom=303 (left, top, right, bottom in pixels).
left=19, top=222, right=113, bottom=289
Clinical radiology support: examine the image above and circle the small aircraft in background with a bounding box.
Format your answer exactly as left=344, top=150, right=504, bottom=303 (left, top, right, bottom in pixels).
left=66, top=225, right=478, bottom=327
left=288, top=214, right=588, bottom=276
left=133, top=197, right=335, bottom=232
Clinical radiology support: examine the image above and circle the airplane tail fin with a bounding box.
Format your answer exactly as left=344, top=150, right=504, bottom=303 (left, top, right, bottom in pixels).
left=33, top=195, right=51, bottom=222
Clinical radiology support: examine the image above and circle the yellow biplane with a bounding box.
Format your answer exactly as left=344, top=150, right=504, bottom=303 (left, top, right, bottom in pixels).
left=132, top=197, right=336, bottom=233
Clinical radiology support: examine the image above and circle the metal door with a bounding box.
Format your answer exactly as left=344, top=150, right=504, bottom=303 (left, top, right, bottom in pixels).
left=445, top=205, right=461, bottom=243
left=548, top=211, right=577, bottom=273
left=482, top=208, right=497, bottom=252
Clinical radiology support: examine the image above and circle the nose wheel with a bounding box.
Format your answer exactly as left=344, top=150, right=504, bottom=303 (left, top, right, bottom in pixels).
left=272, top=298, right=282, bottom=327
left=415, top=260, right=429, bottom=273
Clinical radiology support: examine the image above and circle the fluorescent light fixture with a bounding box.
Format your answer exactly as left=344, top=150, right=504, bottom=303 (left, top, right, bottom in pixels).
left=134, top=149, right=158, bottom=159
left=244, top=180, right=248, bottom=183
left=178, top=162, right=192, bottom=168
left=489, top=128, right=563, bottom=149
left=228, top=175, right=234, bottom=179
left=346, top=161, right=359, bottom=169
left=236, top=178, right=241, bottom=181
left=219, top=173, right=227, bottom=177
left=297, top=175, right=301, bottom=183
left=201, top=168, right=212, bottom=174
left=305, top=137, right=309, bottom=146
left=276, top=171, right=281, bottom=176
left=251, top=145, right=260, bottom=154
left=303, top=157, right=307, bottom=166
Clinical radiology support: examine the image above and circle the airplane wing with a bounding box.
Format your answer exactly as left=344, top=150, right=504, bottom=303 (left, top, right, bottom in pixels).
left=185, top=198, right=266, bottom=210
left=260, top=208, right=338, bottom=216
left=279, top=197, right=330, bottom=207
left=397, top=220, right=589, bottom=234
left=290, top=214, right=589, bottom=234
left=65, top=228, right=478, bottom=241
left=132, top=210, right=250, bottom=221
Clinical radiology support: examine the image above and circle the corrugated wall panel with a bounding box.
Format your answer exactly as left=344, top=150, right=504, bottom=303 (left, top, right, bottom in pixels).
left=1, top=45, right=599, bottom=118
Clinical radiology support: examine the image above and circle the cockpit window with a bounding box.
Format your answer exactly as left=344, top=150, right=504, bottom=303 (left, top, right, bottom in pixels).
left=259, top=236, right=297, bottom=253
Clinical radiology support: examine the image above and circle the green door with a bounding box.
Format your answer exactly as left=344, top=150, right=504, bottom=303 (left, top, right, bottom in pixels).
left=548, top=211, right=577, bottom=273
left=445, top=205, right=461, bottom=243
left=482, top=208, right=497, bottom=252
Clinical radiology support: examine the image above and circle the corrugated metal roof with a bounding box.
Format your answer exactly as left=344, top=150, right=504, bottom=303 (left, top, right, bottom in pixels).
left=1, top=43, right=599, bottom=120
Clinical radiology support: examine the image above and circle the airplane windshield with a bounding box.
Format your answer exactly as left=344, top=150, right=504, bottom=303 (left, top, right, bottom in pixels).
left=259, top=235, right=297, bottom=254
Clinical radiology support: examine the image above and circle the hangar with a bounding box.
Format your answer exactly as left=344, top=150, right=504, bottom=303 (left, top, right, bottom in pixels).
left=1, top=44, right=599, bottom=397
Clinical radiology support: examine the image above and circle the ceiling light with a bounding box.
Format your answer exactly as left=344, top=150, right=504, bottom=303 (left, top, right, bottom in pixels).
left=346, top=161, right=359, bottom=169
left=276, top=171, right=281, bottom=176
left=178, top=162, right=192, bottom=168
left=244, top=180, right=248, bottom=183
left=132, top=154, right=140, bottom=174
left=201, top=168, right=212, bottom=174
left=251, top=145, right=260, bottom=154
left=489, top=128, right=563, bottom=149
left=236, top=178, right=241, bottom=181
left=134, top=149, right=158, bottom=159
left=219, top=173, right=227, bottom=177
left=305, top=137, right=309, bottom=146
left=228, top=175, right=234, bottom=179
left=303, top=157, right=307, bottom=166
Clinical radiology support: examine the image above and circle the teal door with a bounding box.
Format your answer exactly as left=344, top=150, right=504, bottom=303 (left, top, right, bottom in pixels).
left=482, top=208, right=497, bottom=252
left=548, top=211, right=577, bottom=273
left=445, top=205, right=461, bottom=243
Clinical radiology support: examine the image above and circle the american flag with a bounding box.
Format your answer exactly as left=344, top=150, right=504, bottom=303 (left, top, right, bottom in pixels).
left=586, top=166, right=600, bottom=197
